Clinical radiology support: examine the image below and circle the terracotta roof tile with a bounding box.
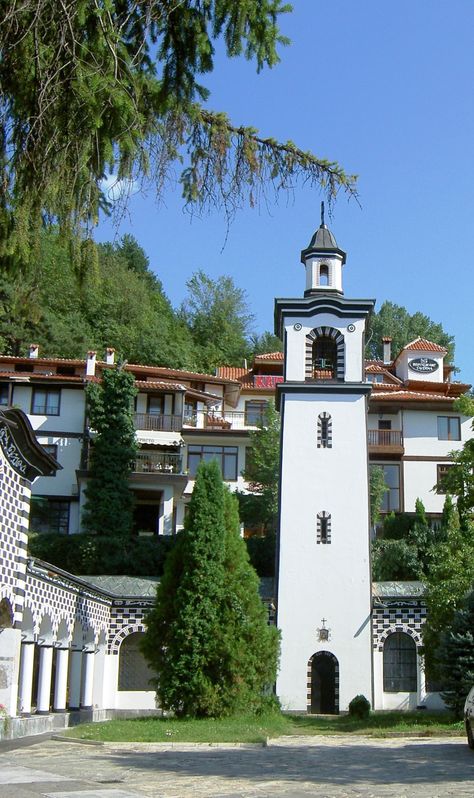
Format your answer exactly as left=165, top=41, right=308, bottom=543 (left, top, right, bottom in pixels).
left=217, top=366, right=251, bottom=381
left=253, top=352, right=284, bottom=361
left=400, top=337, right=447, bottom=354
left=371, top=389, right=453, bottom=402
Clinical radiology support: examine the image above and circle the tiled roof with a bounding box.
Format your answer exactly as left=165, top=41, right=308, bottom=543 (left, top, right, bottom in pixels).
left=400, top=337, right=447, bottom=354
left=0, top=370, right=83, bottom=382
left=253, top=352, right=284, bottom=361
left=134, top=380, right=186, bottom=391
left=123, top=363, right=237, bottom=384
left=371, top=389, right=454, bottom=402
left=217, top=366, right=251, bottom=381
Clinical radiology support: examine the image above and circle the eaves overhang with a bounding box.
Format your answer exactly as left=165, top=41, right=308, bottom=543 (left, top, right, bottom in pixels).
left=276, top=381, right=372, bottom=411
left=274, top=295, right=375, bottom=338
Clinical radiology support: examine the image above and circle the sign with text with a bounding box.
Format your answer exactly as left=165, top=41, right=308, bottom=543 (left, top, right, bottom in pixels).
left=408, top=357, right=439, bottom=374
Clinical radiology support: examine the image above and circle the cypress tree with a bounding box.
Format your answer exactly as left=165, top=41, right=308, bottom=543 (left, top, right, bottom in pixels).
left=142, top=460, right=280, bottom=717
left=82, top=367, right=137, bottom=538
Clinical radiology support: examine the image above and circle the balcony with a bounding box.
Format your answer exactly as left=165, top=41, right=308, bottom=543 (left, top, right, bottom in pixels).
left=133, top=413, right=182, bottom=432
left=133, top=451, right=183, bottom=474
left=368, top=429, right=404, bottom=455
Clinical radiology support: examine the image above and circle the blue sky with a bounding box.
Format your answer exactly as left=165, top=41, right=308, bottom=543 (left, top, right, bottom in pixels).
left=96, top=1, right=474, bottom=384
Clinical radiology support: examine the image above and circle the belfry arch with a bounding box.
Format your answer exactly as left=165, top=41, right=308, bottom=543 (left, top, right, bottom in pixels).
left=305, top=327, right=345, bottom=380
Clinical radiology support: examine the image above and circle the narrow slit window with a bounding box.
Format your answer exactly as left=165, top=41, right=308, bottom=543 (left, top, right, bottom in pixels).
left=318, top=412, right=332, bottom=448
left=317, top=512, right=331, bottom=544
left=319, top=264, right=329, bottom=286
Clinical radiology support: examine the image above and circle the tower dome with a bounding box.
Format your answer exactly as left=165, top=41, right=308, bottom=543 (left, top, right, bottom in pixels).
left=301, top=204, right=346, bottom=295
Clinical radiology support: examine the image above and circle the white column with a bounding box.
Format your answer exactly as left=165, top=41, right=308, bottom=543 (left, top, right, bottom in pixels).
left=68, top=649, right=82, bottom=710
left=161, top=485, right=174, bottom=536
left=81, top=651, right=95, bottom=709
left=18, top=642, right=35, bottom=715
left=53, top=648, right=70, bottom=712
left=36, top=645, right=53, bottom=714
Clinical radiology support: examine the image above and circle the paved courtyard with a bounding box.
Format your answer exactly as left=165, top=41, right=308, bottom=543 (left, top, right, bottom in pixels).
left=0, top=735, right=473, bottom=798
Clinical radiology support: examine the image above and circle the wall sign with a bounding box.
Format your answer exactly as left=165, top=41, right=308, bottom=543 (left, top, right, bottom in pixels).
left=0, top=423, right=28, bottom=476
left=408, top=357, right=439, bottom=374
left=0, top=409, right=59, bottom=481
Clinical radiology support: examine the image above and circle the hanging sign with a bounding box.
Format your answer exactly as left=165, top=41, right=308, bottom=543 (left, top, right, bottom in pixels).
left=408, top=357, right=439, bottom=374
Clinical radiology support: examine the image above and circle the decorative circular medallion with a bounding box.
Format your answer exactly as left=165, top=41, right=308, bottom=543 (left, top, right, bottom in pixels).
left=347, top=323, right=356, bottom=333
left=293, top=323, right=302, bottom=331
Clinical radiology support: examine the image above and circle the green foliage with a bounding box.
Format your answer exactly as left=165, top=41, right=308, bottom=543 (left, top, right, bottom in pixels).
left=441, top=395, right=474, bottom=524
left=242, top=403, right=280, bottom=534
left=366, top=301, right=455, bottom=363
left=28, top=532, right=176, bottom=576
left=250, top=332, right=283, bottom=357
left=0, top=229, right=197, bottom=367
left=82, top=368, right=138, bottom=537
left=245, top=532, right=277, bottom=576
left=371, top=539, right=421, bottom=581
left=438, top=591, right=474, bottom=718
left=422, top=498, right=474, bottom=679
left=181, top=271, right=254, bottom=371
left=369, top=466, right=387, bottom=528
left=348, top=695, right=371, bottom=719
left=1, top=1, right=356, bottom=272
left=141, top=460, right=279, bottom=717
left=372, top=500, right=447, bottom=580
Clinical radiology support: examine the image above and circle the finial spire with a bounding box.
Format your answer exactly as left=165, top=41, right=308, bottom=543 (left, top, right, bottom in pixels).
left=320, top=200, right=325, bottom=228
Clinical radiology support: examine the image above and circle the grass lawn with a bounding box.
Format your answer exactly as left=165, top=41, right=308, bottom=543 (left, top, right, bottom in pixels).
left=65, top=711, right=464, bottom=744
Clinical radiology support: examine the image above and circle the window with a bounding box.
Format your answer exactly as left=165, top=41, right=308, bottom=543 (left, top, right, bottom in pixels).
left=317, top=511, right=331, bottom=544
left=312, top=336, right=337, bottom=376
left=436, top=463, right=454, bottom=494
left=319, top=264, right=329, bottom=286
left=378, top=420, right=392, bottom=430
left=148, top=395, right=164, bottom=414
left=372, top=464, right=400, bottom=512
left=437, top=416, right=461, bottom=441
left=0, top=383, right=8, bottom=406
left=317, top=412, right=332, bottom=448
left=383, top=632, right=417, bottom=692
left=30, top=497, right=70, bottom=534
left=245, top=400, right=268, bottom=426
left=188, top=445, right=238, bottom=480
left=118, top=632, right=155, bottom=691
left=31, top=388, right=60, bottom=415
left=367, top=374, right=384, bottom=383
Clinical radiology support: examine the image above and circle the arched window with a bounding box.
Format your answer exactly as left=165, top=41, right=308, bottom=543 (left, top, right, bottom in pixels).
left=317, top=511, right=331, bottom=544
left=305, top=327, right=345, bottom=381
left=317, top=412, right=332, bottom=448
left=118, top=632, right=155, bottom=691
left=383, top=632, right=417, bottom=692
left=319, top=264, right=329, bottom=286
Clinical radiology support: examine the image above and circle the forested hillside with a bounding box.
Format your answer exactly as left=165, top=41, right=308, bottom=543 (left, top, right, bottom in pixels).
left=0, top=230, right=453, bottom=372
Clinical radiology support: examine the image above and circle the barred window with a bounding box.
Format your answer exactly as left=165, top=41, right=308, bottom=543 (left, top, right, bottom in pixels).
left=383, top=632, right=417, bottom=692
left=118, top=632, right=155, bottom=691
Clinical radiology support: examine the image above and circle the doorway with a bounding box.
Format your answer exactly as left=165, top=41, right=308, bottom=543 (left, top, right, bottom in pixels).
left=309, top=651, right=339, bottom=714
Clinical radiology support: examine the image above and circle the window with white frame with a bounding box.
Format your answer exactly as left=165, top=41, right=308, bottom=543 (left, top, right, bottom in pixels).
left=188, top=445, right=238, bottom=480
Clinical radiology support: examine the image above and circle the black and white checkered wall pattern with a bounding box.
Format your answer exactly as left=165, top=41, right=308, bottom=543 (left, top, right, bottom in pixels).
left=372, top=601, right=426, bottom=650
left=0, top=454, right=30, bottom=625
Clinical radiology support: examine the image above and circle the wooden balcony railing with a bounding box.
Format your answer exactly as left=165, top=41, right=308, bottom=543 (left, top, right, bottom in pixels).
left=133, top=452, right=183, bottom=474
left=133, top=413, right=182, bottom=432
left=368, top=429, right=404, bottom=451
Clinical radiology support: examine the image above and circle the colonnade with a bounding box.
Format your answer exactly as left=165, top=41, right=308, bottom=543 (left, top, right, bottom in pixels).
left=17, top=636, right=102, bottom=715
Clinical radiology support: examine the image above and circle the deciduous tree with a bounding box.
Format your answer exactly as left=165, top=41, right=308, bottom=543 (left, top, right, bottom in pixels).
left=366, top=301, right=455, bottom=362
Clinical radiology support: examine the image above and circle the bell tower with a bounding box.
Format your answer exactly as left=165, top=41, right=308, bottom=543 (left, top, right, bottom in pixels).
left=275, top=219, right=375, bottom=713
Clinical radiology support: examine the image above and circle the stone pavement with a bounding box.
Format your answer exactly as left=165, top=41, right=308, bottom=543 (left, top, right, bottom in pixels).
left=0, top=735, right=473, bottom=798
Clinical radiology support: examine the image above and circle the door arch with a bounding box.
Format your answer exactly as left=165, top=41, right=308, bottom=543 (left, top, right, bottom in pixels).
left=308, top=651, right=339, bottom=714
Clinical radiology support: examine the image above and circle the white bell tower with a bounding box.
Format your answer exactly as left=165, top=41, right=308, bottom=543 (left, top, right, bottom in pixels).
left=275, top=215, right=375, bottom=713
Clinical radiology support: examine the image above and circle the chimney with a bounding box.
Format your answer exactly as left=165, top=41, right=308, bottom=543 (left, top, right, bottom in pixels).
left=29, top=343, right=39, bottom=359
left=105, top=347, right=115, bottom=366
left=86, top=351, right=97, bottom=377
left=382, top=337, right=392, bottom=365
